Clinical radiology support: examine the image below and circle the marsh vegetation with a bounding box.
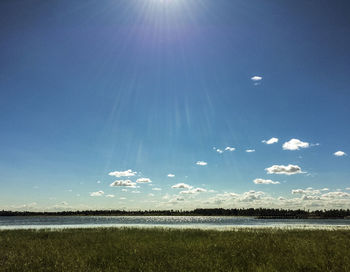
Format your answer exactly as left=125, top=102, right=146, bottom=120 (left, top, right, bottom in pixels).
left=0, top=228, right=349, bottom=271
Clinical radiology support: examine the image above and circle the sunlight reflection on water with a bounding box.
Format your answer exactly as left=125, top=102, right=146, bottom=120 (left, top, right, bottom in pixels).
left=1, top=216, right=350, bottom=230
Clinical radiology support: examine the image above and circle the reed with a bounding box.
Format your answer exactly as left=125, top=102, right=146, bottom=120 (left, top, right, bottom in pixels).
left=0, top=228, right=349, bottom=271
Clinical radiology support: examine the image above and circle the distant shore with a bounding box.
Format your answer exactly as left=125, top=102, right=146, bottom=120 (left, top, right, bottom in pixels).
left=1, top=208, right=350, bottom=219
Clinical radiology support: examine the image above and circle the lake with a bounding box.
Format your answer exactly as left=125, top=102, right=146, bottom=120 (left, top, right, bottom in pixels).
left=1, top=216, right=350, bottom=230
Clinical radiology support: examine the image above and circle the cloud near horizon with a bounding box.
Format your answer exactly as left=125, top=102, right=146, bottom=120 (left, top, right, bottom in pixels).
left=90, top=191, right=104, bottom=197
left=180, top=188, right=207, bottom=194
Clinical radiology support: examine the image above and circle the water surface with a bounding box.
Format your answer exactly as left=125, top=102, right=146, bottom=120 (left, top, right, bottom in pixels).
left=1, top=216, right=350, bottom=230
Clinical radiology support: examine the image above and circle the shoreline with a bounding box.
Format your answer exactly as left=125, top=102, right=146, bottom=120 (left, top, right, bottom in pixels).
left=2, top=224, right=350, bottom=231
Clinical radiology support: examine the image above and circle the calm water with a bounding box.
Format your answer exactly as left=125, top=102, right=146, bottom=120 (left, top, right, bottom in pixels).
left=0, top=216, right=350, bottom=230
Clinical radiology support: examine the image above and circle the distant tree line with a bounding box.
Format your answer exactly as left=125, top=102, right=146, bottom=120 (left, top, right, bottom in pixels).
left=1, top=208, right=350, bottom=219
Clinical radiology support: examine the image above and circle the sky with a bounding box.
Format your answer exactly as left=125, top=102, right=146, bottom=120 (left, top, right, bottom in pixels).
left=0, top=0, right=350, bottom=211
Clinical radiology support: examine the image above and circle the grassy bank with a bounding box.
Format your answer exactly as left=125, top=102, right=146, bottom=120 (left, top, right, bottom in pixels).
left=0, top=228, right=349, bottom=272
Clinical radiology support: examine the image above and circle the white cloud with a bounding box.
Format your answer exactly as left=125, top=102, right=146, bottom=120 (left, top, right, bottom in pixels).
left=253, top=178, right=280, bottom=185
left=110, top=180, right=137, bottom=187
left=225, top=147, right=235, bottom=152
left=321, top=191, right=350, bottom=199
left=346, top=188, right=350, bottom=191
left=105, top=194, right=115, bottom=198
left=148, top=193, right=155, bottom=197
left=168, top=196, right=185, bottom=203
left=282, top=139, right=309, bottom=151
left=207, top=191, right=266, bottom=205
left=251, top=76, right=262, bottom=81
left=334, top=151, right=346, bottom=157
left=167, top=174, right=175, bottom=178
left=216, top=149, right=224, bottom=154
left=246, top=149, right=255, bottom=153
left=131, top=190, right=141, bottom=194
left=97, top=180, right=101, bottom=184
left=266, top=164, right=303, bottom=175
left=240, top=190, right=265, bottom=202
left=121, top=189, right=128, bottom=192
left=193, top=187, right=207, bottom=193
left=152, top=187, right=162, bottom=191
left=180, top=188, right=207, bottom=194
left=90, top=191, right=104, bottom=197
left=120, top=197, right=126, bottom=200
left=262, top=137, right=279, bottom=145
left=172, top=183, right=193, bottom=189
left=136, top=178, right=152, bottom=183
left=292, top=188, right=320, bottom=195
left=162, top=194, right=171, bottom=200
left=196, top=161, right=207, bottom=166
left=301, top=195, right=321, bottom=201
left=108, top=169, right=137, bottom=177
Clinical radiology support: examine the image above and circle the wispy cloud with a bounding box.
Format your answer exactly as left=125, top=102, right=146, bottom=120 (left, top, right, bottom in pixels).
left=262, top=137, right=278, bottom=144
left=172, top=183, right=193, bottom=189
left=90, top=191, right=104, bottom=197
left=225, top=147, right=236, bottom=152
left=180, top=188, right=207, bottom=194
left=251, top=76, right=262, bottom=81
left=152, top=187, right=162, bottom=191
left=240, top=190, right=265, bottom=202
left=108, top=169, right=137, bottom=177
left=105, top=194, right=115, bottom=198
left=334, top=151, right=346, bottom=157
left=292, top=188, right=320, bottom=195
left=110, top=180, right=137, bottom=187
left=196, top=161, right=207, bottom=166
left=283, top=139, right=309, bottom=150
left=216, top=149, right=224, bottom=154
left=136, top=178, right=152, bottom=183
left=266, top=164, right=303, bottom=175
left=167, top=174, right=175, bottom=178
left=253, top=178, right=280, bottom=185
left=246, top=149, right=255, bottom=153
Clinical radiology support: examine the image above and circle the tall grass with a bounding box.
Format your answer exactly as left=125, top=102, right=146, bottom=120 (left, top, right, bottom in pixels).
left=0, top=228, right=349, bottom=271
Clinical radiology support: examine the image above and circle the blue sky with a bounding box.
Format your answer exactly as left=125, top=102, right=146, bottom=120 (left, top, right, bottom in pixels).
left=1, top=0, right=349, bottom=211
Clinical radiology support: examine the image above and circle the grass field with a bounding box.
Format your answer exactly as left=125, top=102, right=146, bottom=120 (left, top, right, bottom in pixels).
left=0, top=228, right=349, bottom=272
